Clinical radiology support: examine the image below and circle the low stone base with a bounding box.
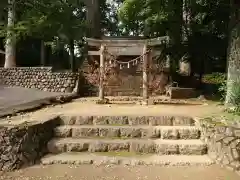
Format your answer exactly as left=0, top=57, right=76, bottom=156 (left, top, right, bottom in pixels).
left=48, top=138, right=207, bottom=155
left=41, top=153, right=214, bottom=166
left=136, top=99, right=155, bottom=105
left=0, top=116, right=59, bottom=171
left=167, top=87, right=197, bottom=99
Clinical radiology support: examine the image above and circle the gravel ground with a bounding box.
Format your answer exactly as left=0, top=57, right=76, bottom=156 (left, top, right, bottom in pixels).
left=0, top=164, right=239, bottom=180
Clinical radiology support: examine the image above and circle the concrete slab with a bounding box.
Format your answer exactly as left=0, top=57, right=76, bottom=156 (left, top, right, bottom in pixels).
left=0, top=85, right=63, bottom=117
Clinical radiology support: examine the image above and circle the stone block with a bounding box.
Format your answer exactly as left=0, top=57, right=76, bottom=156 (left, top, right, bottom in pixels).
left=161, top=129, right=179, bottom=139
left=155, top=143, right=178, bottom=155
left=72, top=127, right=99, bottom=138
left=173, top=116, right=194, bottom=126
left=178, top=144, right=207, bottom=155
left=75, top=116, right=93, bottom=125
left=230, top=161, right=240, bottom=171
left=129, top=141, right=155, bottom=153
left=48, top=141, right=66, bottom=153
left=88, top=141, right=108, bottom=152
left=215, top=126, right=227, bottom=134
left=141, top=127, right=160, bottom=138
left=148, top=116, right=173, bottom=126
left=178, top=128, right=200, bottom=139
left=232, top=148, right=240, bottom=160
left=214, top=134, right=225, bottom=142
left=225, top=127, right=235, bottom=136
left=234, top=129, right=240, bottom=136
left=66, top=142, right=89, bottom=152
left=93, top=116, right=109, bottom=125
left=120, top=127, right=142, bottom=138
left=223, top=137, right=236, bottom=145
left=98, top=127, right=120, bottom=137
left=54, top=127, right=72, bottom=137
left=59, top=116, right=76, bottom=125
left=107, top=116, right=129, bottom=125
left=128, top=116, right=148, bottom=125
left=108, top=142, right=129, bottom=151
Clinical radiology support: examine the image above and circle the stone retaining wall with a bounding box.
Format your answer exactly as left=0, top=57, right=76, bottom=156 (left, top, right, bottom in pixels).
left=0, top=67, right=78, bottom=93
left=199, top=118, right=240, bottom=172
left=0, top=116, right=59, bottom=171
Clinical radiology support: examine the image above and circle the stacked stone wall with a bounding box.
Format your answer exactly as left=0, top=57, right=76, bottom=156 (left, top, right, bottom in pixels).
left=0, top=67, right=77, bottom=93
left=0, top=117, right=59, bottom=171
left=199, top=118, right=240, bottom=173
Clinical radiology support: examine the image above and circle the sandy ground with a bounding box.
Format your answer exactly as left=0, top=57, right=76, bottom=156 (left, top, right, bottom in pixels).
left=0, top=99, right=223, bottom=126
left=0, top=99, right=238, bottom=179
left=0, top=164, right=239, bottom=180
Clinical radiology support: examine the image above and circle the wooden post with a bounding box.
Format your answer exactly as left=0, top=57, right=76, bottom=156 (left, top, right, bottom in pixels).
left=99, top=44, right=105, bottom=100
left=142, top=44, right=149, bottom=100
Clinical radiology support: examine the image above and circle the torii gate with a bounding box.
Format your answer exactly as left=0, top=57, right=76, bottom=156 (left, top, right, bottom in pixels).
left=86, top=36, right=170, bottom=103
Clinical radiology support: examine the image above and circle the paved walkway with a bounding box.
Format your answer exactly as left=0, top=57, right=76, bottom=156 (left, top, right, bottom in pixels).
left=0, top=164, right=239, bottom=180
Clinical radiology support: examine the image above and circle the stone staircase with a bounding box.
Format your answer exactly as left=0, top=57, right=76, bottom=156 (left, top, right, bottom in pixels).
left=41, top=115, right=213, bottom=166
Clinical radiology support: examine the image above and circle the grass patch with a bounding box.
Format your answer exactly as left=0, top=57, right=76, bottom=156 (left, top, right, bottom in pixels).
left=201, top=111, right=240, bottom=126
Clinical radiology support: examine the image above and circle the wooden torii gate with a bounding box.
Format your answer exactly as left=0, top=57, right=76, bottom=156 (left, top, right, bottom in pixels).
left=86, top=36, right=169, bottom=103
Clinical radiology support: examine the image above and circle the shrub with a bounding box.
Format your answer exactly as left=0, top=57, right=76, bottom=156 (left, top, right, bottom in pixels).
left=202, top=73, right=226, bottom=98
left=202, top=73, right=226, bottom=85
left=218, top=80, right=227, bottom=101
left=226, top=83, right=240, bottom=106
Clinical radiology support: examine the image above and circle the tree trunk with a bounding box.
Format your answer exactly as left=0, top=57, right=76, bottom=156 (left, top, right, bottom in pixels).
left=40, top=40, right=45, bottom=66
left=182, top=0, right=194, bottom=42
left=225, top=0, right=240, bottom=106
left=4, top=0, right=16, bottom=68
left=69, top=39, right=75, bottom=72
left=85, top=0, right=101, bottom=38
left=171, top=0, right=183, bottom=45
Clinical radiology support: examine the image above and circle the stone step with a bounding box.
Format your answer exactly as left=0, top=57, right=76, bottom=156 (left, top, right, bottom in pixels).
left=59, top=115, right=195, bottom=126
left=54, top=125, right=201, bottom=140
left=41, top=152, right=214, bottom=166
left=48, top=138, right=207, bottom=155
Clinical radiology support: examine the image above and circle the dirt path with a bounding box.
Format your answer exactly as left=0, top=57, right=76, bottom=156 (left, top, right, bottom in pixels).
left=0, top=99, right=223, bottom=126
left=1, top=164, right=239, bottom=180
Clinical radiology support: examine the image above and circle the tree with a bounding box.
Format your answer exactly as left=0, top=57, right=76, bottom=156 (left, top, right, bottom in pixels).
left=4, top=0, right=16, bottom=68
left=84, top=0, right=101, bottom=37
left=225, top=0, right=240, bottom=107
left=1, top=0, right=87, bottom=70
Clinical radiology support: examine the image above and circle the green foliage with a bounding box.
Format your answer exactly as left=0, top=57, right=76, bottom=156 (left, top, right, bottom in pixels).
left=218, top=80, right=227, bottom=101
left=0, top=0, right=232, bottom=74
left=0, top=0, right=87, bottom=44
left=202, top=73, right=226, bottom=84
left=226, top=83, right=240, bottom=106
left=202, top=73, right=226, bottom=99
left=118, top=0, right=174, bottom=36
left=118, top=0, right=230, bottom=74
